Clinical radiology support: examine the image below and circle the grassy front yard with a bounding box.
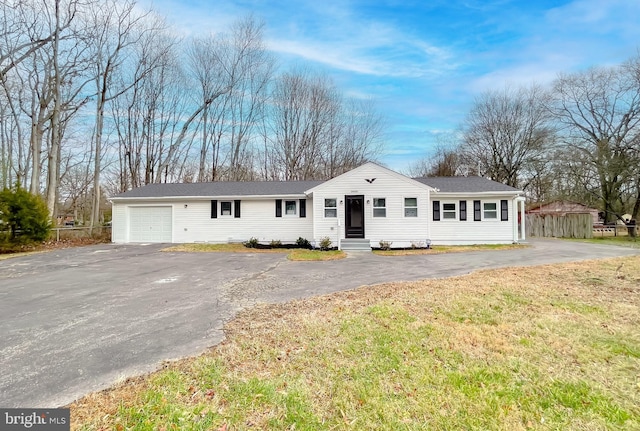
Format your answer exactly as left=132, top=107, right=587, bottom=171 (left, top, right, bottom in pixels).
left=71, top=255, right=640, bottom=430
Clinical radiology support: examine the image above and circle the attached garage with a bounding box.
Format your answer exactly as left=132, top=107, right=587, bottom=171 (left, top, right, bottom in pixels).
left=129, top=206, right=172, bottom=242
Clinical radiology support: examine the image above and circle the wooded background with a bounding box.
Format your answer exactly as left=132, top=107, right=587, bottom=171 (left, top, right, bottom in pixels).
left=2, top=0, right=640, bottom=228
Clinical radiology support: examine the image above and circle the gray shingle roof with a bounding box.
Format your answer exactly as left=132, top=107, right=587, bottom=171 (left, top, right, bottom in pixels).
left=113, top=180, right=326, bottom=199
left=414, top=176, right=520, bottom=193
left=112, top=176, right=519, bottom=199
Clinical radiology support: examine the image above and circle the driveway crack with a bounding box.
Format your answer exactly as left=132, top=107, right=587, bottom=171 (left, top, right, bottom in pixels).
left=218, top=259, right=286, bottom=304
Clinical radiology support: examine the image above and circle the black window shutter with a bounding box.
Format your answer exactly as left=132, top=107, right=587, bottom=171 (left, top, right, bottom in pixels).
left=275, top=199, right=282, bottom=217
left=234, top=200, right=241, bottom=218
left=474, top=200, right=481, bottom=221
left=501, top=200, right=509, bottom=221
left=459, top=200, right=467, bottom=221
left=433, top=200, right=440, bottom=221
left=299, top=199, right=306, bottom=218
left=211, top=200, right=217, bottom=219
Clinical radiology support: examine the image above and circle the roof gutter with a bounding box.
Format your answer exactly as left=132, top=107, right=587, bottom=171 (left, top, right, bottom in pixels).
left=110, top=193, right=310, bottom=202
left=432, top=191, right=523, bottom=197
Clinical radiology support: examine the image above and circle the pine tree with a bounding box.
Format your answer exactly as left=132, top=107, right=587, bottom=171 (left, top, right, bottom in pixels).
left=0, top=186, right=51, bottom=244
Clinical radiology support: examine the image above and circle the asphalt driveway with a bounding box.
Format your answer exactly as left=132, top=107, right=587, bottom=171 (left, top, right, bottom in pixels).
left=0, top=239, right=638, bottom=408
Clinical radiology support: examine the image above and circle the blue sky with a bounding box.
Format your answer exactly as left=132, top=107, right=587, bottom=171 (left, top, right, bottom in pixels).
left=140, top=0, right=640, bottom=171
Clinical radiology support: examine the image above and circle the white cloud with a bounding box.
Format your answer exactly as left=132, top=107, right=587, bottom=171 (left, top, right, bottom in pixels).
left=469, top=62, right=565, bottom=94
left=124, top=0, right=640, bottom=172
left=267, top=31, right=457, bottom=78
left=546, top=0, right=640, bottom=28
left=466, top=0, right=640, bottom=93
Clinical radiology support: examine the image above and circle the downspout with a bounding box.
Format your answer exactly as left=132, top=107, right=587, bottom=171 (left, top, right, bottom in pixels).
left=513, top=196, right=518, bottom=243
left=426, top=188, right=432, bottom=244
left=520, top=198, right=526, bottom=241
left=514, top=196, right=526, bottom=242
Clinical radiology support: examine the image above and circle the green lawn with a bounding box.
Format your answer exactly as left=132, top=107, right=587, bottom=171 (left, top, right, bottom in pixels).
left=72, top=256, right=640, bottom=430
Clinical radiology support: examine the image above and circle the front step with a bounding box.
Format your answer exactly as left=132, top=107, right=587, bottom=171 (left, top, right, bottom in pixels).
left=340, top=238, right=372, bottom=252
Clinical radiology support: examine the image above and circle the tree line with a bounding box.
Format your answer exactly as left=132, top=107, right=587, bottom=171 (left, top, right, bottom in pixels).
left=0, top=0, right=384, bottom=226
left=3, top=0, right=639, bottom=227
left=410, top=56, right=640, bottom=223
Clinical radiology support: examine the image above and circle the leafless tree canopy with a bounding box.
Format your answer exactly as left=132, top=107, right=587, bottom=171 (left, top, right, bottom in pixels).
left=6, top=0, right=640, bottom=226
left=0, top=3, right=386, bottom=225
left=261, top=70, right=383, bottom=180
left=411, top=59, right=640, bottom=222
left=461, top=85, right=553, bottom=188
left=550, top=62, right=640, bottom=222
left=406, top=135, right=471, bottom=178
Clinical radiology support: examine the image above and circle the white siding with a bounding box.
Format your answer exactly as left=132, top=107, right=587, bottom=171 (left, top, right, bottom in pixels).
left=111, top=202, right=127, bottom=243
left=110, top=163, right=523, bottom=246
left=429, top=197, right=516, bottom=245
left=310, top=164, right=432, bottom=248
left=112, top=198, right=313, bottom=244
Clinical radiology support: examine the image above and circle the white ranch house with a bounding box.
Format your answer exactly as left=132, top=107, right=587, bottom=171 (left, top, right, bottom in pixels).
left=110, top=163, right=527, bottom=249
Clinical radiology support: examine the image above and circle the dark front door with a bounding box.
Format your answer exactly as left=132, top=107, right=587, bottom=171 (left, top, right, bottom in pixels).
left=345, top=195, right=365, bottom=238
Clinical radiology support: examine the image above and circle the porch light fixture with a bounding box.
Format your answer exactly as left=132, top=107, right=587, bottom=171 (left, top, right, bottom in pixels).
left=184, top=204, right=188, bottom=208
left=339, top=200, right=343, bottom=205
left=366, top=199, right=370, bottom=204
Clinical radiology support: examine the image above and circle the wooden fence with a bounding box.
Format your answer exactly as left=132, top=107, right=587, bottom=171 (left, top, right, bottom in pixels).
left=526, top=213, right=593, bottom=239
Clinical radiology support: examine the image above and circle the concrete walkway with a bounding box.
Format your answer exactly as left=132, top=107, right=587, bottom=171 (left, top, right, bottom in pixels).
left=0, top=239, right=637, bottom=408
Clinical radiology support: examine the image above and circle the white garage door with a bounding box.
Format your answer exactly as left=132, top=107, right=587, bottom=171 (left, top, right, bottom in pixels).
left=129, top=206, right=172, bottom=242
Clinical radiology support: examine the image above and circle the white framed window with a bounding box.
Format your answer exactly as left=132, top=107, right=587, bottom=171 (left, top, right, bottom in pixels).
left=373, top=198, right=386, bottom=217
left=285, top=200, right=297, bottom=216
left=442, top=202, right=456, bottom=220
left=220, top=201, right=232, bottom=216
left=404, top=197, right=418, bottom=217
left=324, top=198, right=337, bottom=218
left=483, top=202, right=498, bottom=220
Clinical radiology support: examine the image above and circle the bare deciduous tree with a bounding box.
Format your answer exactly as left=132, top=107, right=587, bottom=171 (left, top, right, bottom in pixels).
left=0, top=0, right=84, bottom=205
left=111, top=34, right=185, bottom=191
left=262, top=70, right=383, bottom=181
left=265, top=70, right=340, bottom=180
left=0, top=0, right=73, bottom=78
left=462, top=85, right=553, bottom=188
left=85, top=0, right=167, bottom=227
left=550, top=63, right=640, bottom=222
left=186, top=16, right=274, bottom=182
left=406, top=137, right=469, bottom=178
left=320, top=98, right=384, bottom=178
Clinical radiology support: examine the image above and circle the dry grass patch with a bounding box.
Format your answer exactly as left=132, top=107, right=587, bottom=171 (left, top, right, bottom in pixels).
left=374, top=243, right=527, bottom=255
left=287, top=249, right=346, bottom=261
left=568, top=236, right=640, bottom=248
left=0, top=250, right=44, bottom=260
left=0, top=236, right=111, bottom=259
left=164, top=243, right=344, bottom=261
left=163, top=243, right=287, bottom=253
left=71, top=256, right=640, bottom=430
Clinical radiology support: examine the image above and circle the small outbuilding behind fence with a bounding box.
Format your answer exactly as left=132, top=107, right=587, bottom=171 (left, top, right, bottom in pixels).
left=527, top=201, right=600, bottom=225
left=526, top=213, right=593, bottom=239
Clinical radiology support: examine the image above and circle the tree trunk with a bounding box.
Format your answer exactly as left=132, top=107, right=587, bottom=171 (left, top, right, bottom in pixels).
left=91, top=82, right=106, bottom=231
left=45, top=0, right=62, bottom=221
